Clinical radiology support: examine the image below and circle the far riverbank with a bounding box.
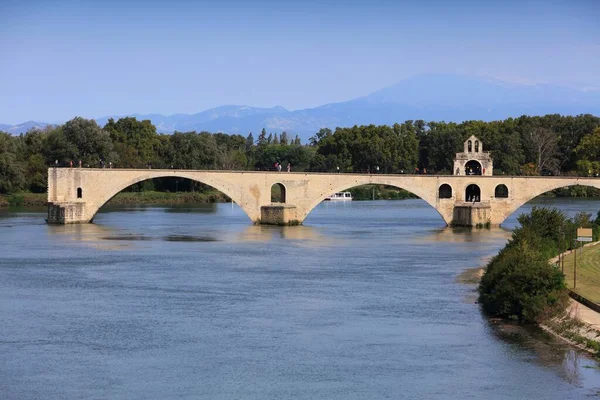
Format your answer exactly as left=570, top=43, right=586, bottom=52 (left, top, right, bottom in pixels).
left=0, top=191, right=231, bottom=208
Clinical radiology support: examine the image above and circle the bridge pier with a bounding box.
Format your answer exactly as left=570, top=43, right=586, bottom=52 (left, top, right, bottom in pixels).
left=260, top=204, right=301, bottom=225
left=451, top=203, right=493, bottom=227
left=47, top=202, right=90, bottom=224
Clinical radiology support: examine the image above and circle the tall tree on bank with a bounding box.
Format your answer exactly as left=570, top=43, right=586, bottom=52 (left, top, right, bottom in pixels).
left=62, top=117, right=114, bottom=166
left=527, top=127, right=560, bottom=175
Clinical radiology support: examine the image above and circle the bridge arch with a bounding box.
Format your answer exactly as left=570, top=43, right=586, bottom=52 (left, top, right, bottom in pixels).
left=84, top=171, right=258, bottom=223
left=298, top=178, right=452, bottom=225
left=496, top=181, right=600, bottom=226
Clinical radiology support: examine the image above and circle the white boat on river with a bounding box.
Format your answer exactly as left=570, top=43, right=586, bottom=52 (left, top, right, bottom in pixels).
left=325, top=192, right=353, bottom=201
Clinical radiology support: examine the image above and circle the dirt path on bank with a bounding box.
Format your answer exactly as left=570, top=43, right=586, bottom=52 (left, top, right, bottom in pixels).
left=568, top=300, right=600, bottom=331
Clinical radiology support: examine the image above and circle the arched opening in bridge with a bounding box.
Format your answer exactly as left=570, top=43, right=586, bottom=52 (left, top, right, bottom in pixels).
left=465, top=184, right=481, bottom=202
left=77, top=187, right=82, bottom=199
left=475, top=140, right=479, bottom=153
left=271, top=183, right=286, bottom=203
left=305, top=183, right=448, bottom=226
left=465, top=160, right=482, bottom=175
left=495, top=184, right=509, bottom=198
left=438, top=184, right=452, bottom=199
left=100, top=177, right=232, bottom=209
left=467, top=140, right=472, bottom=152
left=498, top=184, right=600, bottom=227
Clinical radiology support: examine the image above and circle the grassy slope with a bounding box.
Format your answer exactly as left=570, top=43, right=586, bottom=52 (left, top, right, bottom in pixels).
left=562, top=243, right=600, bottom=304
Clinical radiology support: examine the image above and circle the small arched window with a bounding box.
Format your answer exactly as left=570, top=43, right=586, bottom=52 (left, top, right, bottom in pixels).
left=467, top=140, right=472, bottom=152
left=475, top=140, right=479, bottom=153
left=495, top=184, right=509, bottom=198
left=438, top=184, right=452, bottom=199
left=271, top=183, right=286, bottom=203
left=77, top=187, right=83, bottom=199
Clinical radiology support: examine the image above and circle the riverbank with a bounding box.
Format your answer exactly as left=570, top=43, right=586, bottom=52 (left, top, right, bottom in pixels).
left=554, top=241, right=600, bottom=304
left=348, top=185, right=417, bottom=201
left=0, top=191, right=230, bottom=208
left=460, top=264, right=600, bottom=357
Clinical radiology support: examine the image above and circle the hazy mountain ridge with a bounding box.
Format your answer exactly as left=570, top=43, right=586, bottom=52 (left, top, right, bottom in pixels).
left=0, top=121, right=51, bottom=135
left=3, top=74, right=600, bottom=139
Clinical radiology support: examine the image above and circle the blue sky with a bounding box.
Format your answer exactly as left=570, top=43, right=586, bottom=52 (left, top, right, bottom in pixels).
left=0, top=0, right=598, bottom=123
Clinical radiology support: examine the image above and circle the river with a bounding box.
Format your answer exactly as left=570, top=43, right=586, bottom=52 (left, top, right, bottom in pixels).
left=1, top=198, right=600, bottom=399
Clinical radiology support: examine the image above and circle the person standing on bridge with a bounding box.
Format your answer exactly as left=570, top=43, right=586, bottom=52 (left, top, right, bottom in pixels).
left=69, top=160, right=73, bottom=168
left=287, top=163, right=291, bottom=172
left=78, top=160, right=82, bottom=168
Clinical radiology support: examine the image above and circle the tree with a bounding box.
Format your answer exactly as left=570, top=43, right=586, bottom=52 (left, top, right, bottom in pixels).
left=62, top=117, right=114, bottom=166
left=479, top=238, right=569, bottom=322
left=273, top=133, right=279, bottom=145
left=280, top=131, right=289, bottom=145
left=257, top=128, right=267, bottom=146
left=245, top=133, right=254, bottom=150
left=43, top=127, right=77, bottom=164
left=575, top=127, right=600, bottom=176
left=527, top=127, right=559, bottom=175
left=309, top=128, right=332, bottom=146
left=103, top=117, right=160, bottom=168
left=0, top=133, right=25, bottom=193
left=167, top=132, right=222, bottom=169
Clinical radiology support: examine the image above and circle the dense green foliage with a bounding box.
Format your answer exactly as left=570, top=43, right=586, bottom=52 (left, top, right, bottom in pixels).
left=478, top=208, right=600, bottom=323
left=1, top=113, right=599, bottom=194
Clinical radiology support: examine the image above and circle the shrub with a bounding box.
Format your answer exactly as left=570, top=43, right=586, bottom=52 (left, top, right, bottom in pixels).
left=479, top=239, right=569, bottom=323
left=8, top=194, right=24, bottom=207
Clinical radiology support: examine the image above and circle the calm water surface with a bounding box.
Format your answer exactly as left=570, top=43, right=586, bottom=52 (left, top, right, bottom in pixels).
left=1, top=198, right=600, bottom=399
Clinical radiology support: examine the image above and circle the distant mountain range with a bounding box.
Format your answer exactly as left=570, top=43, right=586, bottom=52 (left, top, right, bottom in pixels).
left=3, top=74, right=600, bottom=140
left=0, top=121, right=52, bottom=135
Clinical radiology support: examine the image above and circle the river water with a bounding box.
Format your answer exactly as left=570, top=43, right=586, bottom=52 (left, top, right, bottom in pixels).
left=1, top=198, right=600, bottom=399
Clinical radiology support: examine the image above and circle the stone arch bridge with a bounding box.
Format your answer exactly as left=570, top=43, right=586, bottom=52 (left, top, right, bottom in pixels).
left=46, top=168, right=600, bottom=226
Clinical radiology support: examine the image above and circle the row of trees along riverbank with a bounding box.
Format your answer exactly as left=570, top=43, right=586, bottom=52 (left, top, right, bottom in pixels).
left=1, top=114, right=600, bottom=195
left=478, top=207, right=600, bottom=356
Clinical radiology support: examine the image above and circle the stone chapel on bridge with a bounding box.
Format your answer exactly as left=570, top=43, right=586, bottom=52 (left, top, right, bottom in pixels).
left=453, top=135, right=493, bottom=176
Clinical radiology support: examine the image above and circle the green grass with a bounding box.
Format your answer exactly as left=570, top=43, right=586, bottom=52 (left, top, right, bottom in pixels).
left=0, top=193, right=47, bottom=207
left=107, top=191, right=229, bottom=205
left=561, top=243, right=600, bottom=304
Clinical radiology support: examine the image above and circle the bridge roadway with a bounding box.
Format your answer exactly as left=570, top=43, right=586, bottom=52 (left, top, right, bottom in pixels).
left=46, top=168, right=600, bottom=226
